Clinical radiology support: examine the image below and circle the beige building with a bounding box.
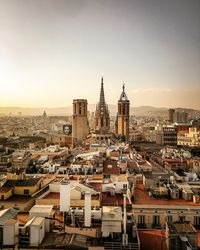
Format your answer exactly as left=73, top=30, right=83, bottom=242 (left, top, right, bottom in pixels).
left=178, top=127, right=200, bottom=147
left=116, top=85, right=130, bottom=141
left=133, top=181, right=200, bottom=231
left=72, top=99, right=89, bottom=142
left=0, top=177, right=42, bottom=200
left=129, top=127, right=142, bottom=142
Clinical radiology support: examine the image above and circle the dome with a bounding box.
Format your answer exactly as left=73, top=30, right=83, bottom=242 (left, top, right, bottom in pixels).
left=119, top=84, right=129, bottom=101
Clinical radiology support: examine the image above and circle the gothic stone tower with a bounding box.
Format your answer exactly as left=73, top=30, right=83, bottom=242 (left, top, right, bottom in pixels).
left=117, top=84, right=130, bottom=141
left=94, top=78, right=110, bottom=134
left=72, top=99, right=89, bottom=142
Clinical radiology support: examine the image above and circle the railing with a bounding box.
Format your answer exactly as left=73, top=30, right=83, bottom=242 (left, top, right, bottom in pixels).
left=151, top=223, right=162, bottom=229
left=104, top=242, right=139, bottom=250
left=137, top=223, right=147, bottom=229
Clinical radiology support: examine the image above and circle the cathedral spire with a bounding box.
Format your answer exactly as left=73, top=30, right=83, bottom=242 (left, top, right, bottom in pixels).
left=99, top=77, right=105, bottom=105
left=94, top=77, right=110, bottom=134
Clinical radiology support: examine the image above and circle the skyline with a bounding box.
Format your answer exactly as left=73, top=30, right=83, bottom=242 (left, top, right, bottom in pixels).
left=0, top=0, right=200, bottom=109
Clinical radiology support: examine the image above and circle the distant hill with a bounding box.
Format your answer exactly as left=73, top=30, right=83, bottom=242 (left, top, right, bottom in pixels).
left=0, top=105, right=199, bottom=117
left=131, top=106, right=168, bottom=116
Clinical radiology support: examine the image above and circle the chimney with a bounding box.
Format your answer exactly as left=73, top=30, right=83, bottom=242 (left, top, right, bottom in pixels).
left=60, top=181, right=70, bottom=212
left=84, top=191, right=91, bottom=227
left=122, top=194, right=128, bottom=246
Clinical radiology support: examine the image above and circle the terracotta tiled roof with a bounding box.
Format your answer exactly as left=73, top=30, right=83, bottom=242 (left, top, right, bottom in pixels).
left=103, top=160, right=120, bottom=175
left=0, top=186, right=13, bottom=193
left=101, top=192, right=130, bottom=206
left=138, top=230, right=167, bottom=250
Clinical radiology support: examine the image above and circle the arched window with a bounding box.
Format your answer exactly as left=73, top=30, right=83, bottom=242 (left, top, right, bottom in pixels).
left=101, top=118, right=104, bottom=126
left=123, top=105, right=126, bottom=115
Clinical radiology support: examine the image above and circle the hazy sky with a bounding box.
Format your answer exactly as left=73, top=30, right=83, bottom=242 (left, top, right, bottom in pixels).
left=0, top=0, right=200, bottom=108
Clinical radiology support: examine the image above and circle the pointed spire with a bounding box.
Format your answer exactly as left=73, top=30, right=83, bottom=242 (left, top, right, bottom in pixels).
left=43, top=110, right=47, bottom=117
left=122, top=82, right=125, bottom=93
left=99, top=77, right=105, bottom=105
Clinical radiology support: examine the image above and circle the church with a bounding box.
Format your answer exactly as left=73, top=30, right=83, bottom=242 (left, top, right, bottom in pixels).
left=72, top=77, right=130, bottom=145
left=93, top=77, right=130, bottom=142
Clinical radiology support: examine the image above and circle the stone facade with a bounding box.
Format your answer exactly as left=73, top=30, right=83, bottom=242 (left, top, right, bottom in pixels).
left=72, top=99, right=89, bottom=142
left=116, top=85, right=130, bottom=141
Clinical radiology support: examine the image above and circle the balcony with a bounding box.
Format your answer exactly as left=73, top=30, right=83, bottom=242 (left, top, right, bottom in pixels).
left=152, top=223, right=162, bottom=229
left=137, top=223, right=146, bottom=229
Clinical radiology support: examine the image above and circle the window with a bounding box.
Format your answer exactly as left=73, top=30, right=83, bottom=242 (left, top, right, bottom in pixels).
left=123, top=184, right=127, bottom=189
left=166, top=215, right=173, bottom=222
left=24, top=189, right=29, bottom=195
left=194, top=216, right=200, bottom=226
left=101, top=118, right=103, bottom=126
left=153, top=215, right=160, bottom=226
left=123, top=105, right=125, bottom=115
left=138, top=215, right=145, bottom=224
left=79, top=105, right=82, bottom=115
left=179, top=216, right=185, bottom=223
left=119, top=104, right=121, bottom=115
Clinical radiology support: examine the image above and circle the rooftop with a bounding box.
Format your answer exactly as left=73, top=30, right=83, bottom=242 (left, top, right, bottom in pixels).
left=134, top=182, right=200, bottom=207
left=112, top=174, right=127, bottom=182
left=37, top=192, right=100, bottom=207
left=102, top=206, right=122, bottom=221
left=0, top=186, right=13, bottom=193
left=3, top=177, right=41, bottom=187
left=138, top=229, right=167, bottom=250
left=167, top=221, right=196, bottom=234
left=29, top=205, right=54, bottom=214
left=103, top=160, right=120, bottom=175
left=0, top=208, right=19, bottom=225
left=101, top=192, right=131, bottom=206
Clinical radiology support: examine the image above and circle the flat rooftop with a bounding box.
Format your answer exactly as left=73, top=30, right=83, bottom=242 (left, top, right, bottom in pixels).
left=29, top=205, right=54, bottom=214
left=37, top=192, right=100, bottom=207
left=88, top=183, right=102, bottom=192
left=134, top=183, right=200, bottom=207
left=3, top=195, right=32, bottom=203
left=101, top=192, right=131, bottom=206
left=17, top=212, right=29, bottom=224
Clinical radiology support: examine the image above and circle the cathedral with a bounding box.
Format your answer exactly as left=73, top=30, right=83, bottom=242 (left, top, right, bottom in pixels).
left=93, top=78, right=130, bottom=142
left=72, top=77, right=130, bottom=145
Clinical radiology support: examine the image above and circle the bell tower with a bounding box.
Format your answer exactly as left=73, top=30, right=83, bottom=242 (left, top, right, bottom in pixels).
left=72, top=99, right=89, bottom=142
left=117, top=84, right=130, bottom=141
